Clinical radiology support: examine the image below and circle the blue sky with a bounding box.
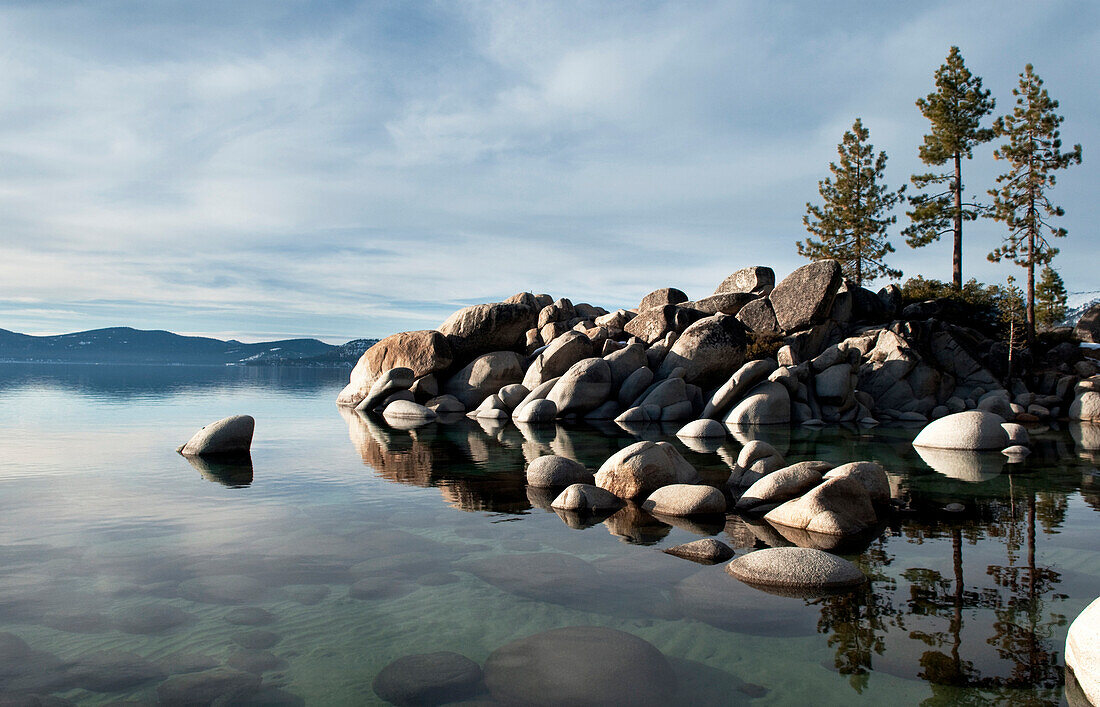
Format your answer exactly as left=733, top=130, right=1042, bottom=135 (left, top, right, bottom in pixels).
left=0, top=1, right=1096, bottom=343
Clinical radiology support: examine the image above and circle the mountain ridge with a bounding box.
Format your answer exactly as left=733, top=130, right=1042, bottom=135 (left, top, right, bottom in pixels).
left=0, top=326, right=377, bottom=366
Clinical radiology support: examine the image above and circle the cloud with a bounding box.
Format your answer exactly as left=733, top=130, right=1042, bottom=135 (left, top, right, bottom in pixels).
left=0, top=0, right=1096, bottom=341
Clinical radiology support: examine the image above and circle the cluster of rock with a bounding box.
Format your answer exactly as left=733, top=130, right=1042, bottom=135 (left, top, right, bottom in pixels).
left=338, top=259, right=1098, bottom=431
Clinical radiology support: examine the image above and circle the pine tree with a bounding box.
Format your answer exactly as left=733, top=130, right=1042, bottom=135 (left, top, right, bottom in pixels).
left=1035, top=265, right=1068, bottom=328
left=987, top=64, right=1082, bottom=349
left=903, top=46, right=996, bottom=289
left=799, top=118, right=905, bottom=286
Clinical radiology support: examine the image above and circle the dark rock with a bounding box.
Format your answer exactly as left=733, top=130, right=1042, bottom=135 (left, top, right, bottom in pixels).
left=111, top=604, right=192, bottom=634
left=232, top=629, right=281, bottom=650
left=63, top=650, right=165, bottom=693
left=156, top=669, right=263, bottom=706
left=735, top=297, right=780, bottom=333
left=714, top=266, right=775, bottom=296
left=684, top=292, right=757, bottom=316
left=1075, top=303, right=1100, bottom=343
left=224, top=607, right=276, bottom=627
left=483, top=626, right=677, bottom=707
left=372, top=652, right=484, bottom=706
left=770, top=260, right=843, bottom=332
left=656, top=314, right=749, bottom=388
left=227, top=649, right=288, bottom=675
left=662, top=538, right=735, bottom=564
left=439, top=301, right=538, bottom=361
left=178, top=575, right=268, bottom=605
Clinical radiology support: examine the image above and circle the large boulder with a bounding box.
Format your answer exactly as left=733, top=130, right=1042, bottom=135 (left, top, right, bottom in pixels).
left=735, top=297, right=781, bottom=333
left=439, top=301, right=537, bottom=360
left=912, top=410, right=1010, bottom=450
left=1070, top=391, right=1100, bottom=422
left=822, top=462, right=890, bottom=504
left=1067, top=596, right=1100, bottom=706
left=522, top=331, right=594, bottom=389
left=769, top=260, right=843, bottom=332
left=641, top=484, right=726, bottom=516
left=618, top=367, right=654, bottom=407
left=723, top=381, right=791, bottom=425
left=684, top=292, right=757, bottom=316
left=594, top=441, right=700, bottom=499
left=603, top=342, right=647, bottom=390
left=483, top=626, right=677, bottom=707
left=623, top=305, right=702, bottom=344
left=337, top=330, right=453, bottom=406
left=764, top=476, right=877, bottom=536
left=638, top=287, right=689, bottom=311
left=546, top=358, right=613, bottom=416
left=702, top=359, right=777, bottom=419
left=735, top=461, right=829, bottom=511
left=714, top=266, right=775, bottom=296
left=655, top=314, right=749, bottom=388
left=725, top=547, right=866, bottom=593
left=1075, top=303, right=1100, bottom=344
left=444, top=351, right=525, bottom=409
left=178, top=415, right=254, bottom=456
left=527, top=456, right=593, bottom=488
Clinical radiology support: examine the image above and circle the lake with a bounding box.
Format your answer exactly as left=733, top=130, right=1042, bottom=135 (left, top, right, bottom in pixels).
left=0, top=363, right=1097, bottom=705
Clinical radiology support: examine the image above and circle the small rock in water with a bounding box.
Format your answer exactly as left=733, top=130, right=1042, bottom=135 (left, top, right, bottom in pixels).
left=348, top=577, right=413, bottom=601
left=526, top=455, right=593, bottom=488
left=177, top=415, right=255, bottom=456
left=112, top=604, right=191, bottom=635
left=372, top=651, right=484, bottom=707
left=227, top=649, right=288, bottom=675
left=725, top=547, right=866, bottom=595
left=642, top=484, right=726, bottom=516
left=662, top=538, right=734, bottom=564
left=284, top=585, right=330, bottom=605
left=156, top=668, right=263, bottom=706
left=232, top=629, right=281, bottom=650
left=63, top=649, right=166, bottom=693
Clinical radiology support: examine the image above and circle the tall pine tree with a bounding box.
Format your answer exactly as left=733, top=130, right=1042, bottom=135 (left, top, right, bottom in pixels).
left=799, top=118, right=905, bottom=286
left=903, top=46, right=995, bottom=289
left=1035, top=265, right=1068, bottom=328
left=987, top=64, right=1082, bottom=349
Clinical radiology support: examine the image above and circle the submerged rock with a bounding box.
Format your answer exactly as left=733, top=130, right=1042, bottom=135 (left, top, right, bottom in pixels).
left=373, top=652, right=484, bottom=707
left=483, top=626, right=677, bottom=707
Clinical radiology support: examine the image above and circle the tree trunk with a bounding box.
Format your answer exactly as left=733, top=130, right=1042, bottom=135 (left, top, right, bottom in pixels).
left=1026, top=198, right=1037, bottom=351
left=953, top=153, right=963, bottom=290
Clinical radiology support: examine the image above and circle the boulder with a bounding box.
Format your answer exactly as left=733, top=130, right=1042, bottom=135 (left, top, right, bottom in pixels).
left=702, top=359, right=778, bottom=419
left=912, top=410, right=1010, bottom=450
left=546, top=358, right=613, bottom=416
left=408, top=374, right=438, bottom=400
left=498, top=383, right=530, bottom=410
left=356, top=367, right=416, bottom=411
left=522, top=331, right=594, bottom=389
left=637, top=377, right=687, bottom=410
left=764, top=476, right=877, bottom=536
left=735, top=461, right=829, bottom=511
left=483, top=627, right=677, bottom=707
left=814, top=363, right=854, bottom=405
left=382, top=400, right=437, bottom=425
left=662, top=538, right=735, bottom=564
left=584, top=400, right=621, bottom=420
left=822, top=461, right=890, bottom=504
left=514, top=377, right=560, bottom=413
left=595, top=308, right=634, bottom=330
left=1067, top=596, right=1100, bottom=706
left=439, top=301, right=537, bottom=360
left=425, top=394, right=465, bottom=414
left=715, top=266, right=775, bottom=296
left=769, top=260, right=843, bottom=332
left=723, top=381, right=791, bottom=425
left=725, top=547, right=866, bottom=593
left=444, top=351, right=525, bottom=409
left=337, top=330, right=453, bottom=406
left=550, top=484, right=623, bottom=512
left=624, top=305, right=702, bottom=344
left=603, top=342, right=648, bottom=390
left=514, top=398, right=557, bottom=423
left=527, top=456, right=594, bottom=488
left=676, top=419, right=726, bottom=439
left=594, top=441, right=700, bottom=499
left=639, top=287, right=689, bottom=311
left=373, top=652, right=483, bottom=707
left=656, top=314, right=749, bottom=388
left=684, top=292, right=757, bottom=316
left=177, top=415, right=254, bottom=456
left=736, top=440, right=786, bottom=473
left=1071, top=391, right=1100, bottom=422
left=734, top=297, right=781, bottom=333
left=1075, top=303, right=1100, bottom=344
left=642, top=484, right=726, bottom=516
left=618, top=367, right=655, bottom=407
left=1001, top=422, right=1030, bottom=447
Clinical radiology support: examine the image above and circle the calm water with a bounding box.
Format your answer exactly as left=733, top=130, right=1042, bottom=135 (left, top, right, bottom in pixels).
left=1, top=363, right=1098, bottom=705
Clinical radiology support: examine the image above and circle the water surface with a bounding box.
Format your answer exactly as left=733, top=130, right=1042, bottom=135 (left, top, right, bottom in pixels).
left=1, top=363, right=1097, bottom=705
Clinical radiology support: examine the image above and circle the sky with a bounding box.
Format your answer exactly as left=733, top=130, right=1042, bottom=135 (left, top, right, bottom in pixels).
left=0, top=1, right=1096, bottom=343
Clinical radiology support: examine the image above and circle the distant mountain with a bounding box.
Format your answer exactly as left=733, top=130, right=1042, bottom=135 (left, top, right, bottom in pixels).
left=0, top=327, right=378, bottom=366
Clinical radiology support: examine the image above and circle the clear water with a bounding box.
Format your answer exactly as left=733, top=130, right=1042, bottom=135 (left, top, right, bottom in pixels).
left=1, top=363, right=1097, bottom=705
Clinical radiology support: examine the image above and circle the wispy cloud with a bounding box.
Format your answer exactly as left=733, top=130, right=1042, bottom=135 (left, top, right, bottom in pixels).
left=0, top=0, right=1096, bottom=341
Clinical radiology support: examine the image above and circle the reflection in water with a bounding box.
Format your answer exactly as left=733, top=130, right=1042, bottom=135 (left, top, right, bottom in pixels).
left=182, top=454, right=254, bottom=487
left=347, top=411, right=1092, bottom=704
